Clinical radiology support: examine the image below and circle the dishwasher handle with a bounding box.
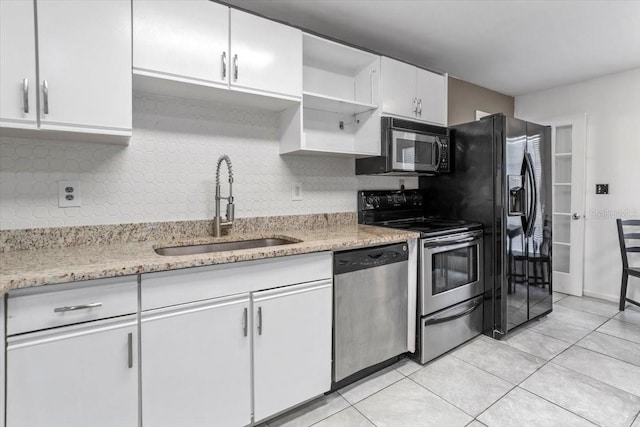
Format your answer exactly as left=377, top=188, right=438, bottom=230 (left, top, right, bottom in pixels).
left=334, top=242, right=409, bottom=275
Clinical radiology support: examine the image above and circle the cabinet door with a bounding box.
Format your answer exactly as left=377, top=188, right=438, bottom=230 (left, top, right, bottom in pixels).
left=141, top=294, right=251, bottom=427
left=253, top=279, right=332, bottom=422
left=0, top=0, right=37, bottom=129
left=416, top=68, right=447, bottom=125
left=6, top=315, right=138, bottom=427
left=133, top=0, right=229, bottom=88
left=230, top=9, right=302, bottom=99
left=36, top=0, right=131, bottom=134
left=381, top=57, right=417, bottom=119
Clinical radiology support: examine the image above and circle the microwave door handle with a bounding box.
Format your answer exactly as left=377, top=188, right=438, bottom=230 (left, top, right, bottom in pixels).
left=434, top=140, right=443, bottom=170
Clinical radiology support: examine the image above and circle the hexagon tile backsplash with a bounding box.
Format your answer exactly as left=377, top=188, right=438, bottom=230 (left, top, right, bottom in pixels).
left=0, top=92, right=416, bottom=230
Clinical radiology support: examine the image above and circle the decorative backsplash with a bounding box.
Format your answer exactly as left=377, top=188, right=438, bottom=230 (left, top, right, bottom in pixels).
left=0, top=92, right=416, bottom=230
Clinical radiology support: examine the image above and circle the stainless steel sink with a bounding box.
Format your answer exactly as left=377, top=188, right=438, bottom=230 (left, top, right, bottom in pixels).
left=154, top=237, right=299, bottom=256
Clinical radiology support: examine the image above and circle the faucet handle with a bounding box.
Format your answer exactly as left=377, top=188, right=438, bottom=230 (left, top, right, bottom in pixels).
left=226, top=203, right=235, bottom=222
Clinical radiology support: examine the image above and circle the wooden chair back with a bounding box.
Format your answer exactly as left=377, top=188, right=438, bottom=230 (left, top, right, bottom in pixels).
left=617, top=219, right=640, bottom=269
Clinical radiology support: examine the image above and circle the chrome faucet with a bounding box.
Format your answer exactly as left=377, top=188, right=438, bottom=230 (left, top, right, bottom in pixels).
left=213, top=155, right=234, bottom=237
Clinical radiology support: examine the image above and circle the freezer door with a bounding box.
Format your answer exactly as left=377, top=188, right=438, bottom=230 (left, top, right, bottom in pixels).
left=502, top=118, right=529, bottom=334
left=526, top=122, right=553, bottom=320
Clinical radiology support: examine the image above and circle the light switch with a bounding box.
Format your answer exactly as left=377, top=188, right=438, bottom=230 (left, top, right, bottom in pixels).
left=595, top=184, right=609, bottom=195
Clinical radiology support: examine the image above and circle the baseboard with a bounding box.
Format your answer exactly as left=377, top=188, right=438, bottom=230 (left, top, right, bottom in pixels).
left=582, top=290, right=619, bottom=303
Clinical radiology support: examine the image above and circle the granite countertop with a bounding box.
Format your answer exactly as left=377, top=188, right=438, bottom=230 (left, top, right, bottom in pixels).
left=0, top=224, right=419, bottom=294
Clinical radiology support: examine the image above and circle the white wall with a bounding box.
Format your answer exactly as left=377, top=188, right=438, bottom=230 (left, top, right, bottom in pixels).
left=0, top=92, right=415, bottom=230
left=515, top=68, right=640, bottom=303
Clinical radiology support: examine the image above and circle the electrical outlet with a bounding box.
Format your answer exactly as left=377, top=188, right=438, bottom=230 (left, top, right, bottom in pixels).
left=595, top=184, right=609, bottom=195
left=292, top=182, right=303, bottom=201
left=58, top=180, right=81, bottom=207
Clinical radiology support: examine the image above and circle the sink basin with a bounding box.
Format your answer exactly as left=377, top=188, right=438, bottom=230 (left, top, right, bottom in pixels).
left=154, top=237, right=299, bottom=256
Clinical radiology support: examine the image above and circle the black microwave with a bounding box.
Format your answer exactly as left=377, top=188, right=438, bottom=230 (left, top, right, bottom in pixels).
left=356, top=117, right=450, bottom=176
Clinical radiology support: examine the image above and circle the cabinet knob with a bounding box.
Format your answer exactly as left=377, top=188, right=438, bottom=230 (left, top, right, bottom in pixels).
left=412, top=97, right=417, bottom=114
left=572, top=213, right=581, bottom=220
left=417, top=98, right=422, bottom=116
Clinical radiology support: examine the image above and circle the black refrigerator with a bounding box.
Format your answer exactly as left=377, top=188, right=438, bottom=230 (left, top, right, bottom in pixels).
left=419, top=114, right=553, bottom=337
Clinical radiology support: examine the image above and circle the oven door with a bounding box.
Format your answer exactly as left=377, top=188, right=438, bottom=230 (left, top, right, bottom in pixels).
left=390, top=130, right=440, bottom=173
left=421, top=232, right=483, bottom=315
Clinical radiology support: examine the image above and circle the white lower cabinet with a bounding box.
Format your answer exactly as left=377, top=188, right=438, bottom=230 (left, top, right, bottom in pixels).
left=253, top=280, right=332, bottom=422
left=5, top=277, right=139, bottom=427
left=141, top=294, right=252, bottom=427
left=6, top=315, right=138, bottom=427
left=140, top=252, right=333, bottom=425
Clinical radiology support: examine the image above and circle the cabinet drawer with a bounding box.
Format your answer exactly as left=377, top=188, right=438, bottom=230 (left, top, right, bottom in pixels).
left=7, top=276, right=138, bottom=336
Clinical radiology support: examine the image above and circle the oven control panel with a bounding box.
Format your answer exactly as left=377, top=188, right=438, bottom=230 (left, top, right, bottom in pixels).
left=358, top=190, right=424, bottom=211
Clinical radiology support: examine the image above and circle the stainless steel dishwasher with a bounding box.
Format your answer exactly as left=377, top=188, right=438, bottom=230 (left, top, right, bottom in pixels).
left=333, top=242, right=409, bottom=383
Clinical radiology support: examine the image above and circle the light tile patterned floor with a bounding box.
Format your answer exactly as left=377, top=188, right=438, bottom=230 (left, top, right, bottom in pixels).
left=266, top=294, right=640, bottom=427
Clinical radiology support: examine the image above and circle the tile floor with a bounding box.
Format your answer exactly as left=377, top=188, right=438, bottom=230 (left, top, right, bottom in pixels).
left=265, top=294, right=640, bottom=427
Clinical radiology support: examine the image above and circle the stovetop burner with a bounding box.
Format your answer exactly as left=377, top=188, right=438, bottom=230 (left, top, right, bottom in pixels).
left=358, top=190, right=482, bottom=237
left=375, top=217, right=482, bottom=237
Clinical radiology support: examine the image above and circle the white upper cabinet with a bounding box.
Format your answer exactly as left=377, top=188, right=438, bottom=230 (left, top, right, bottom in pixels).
left=0, top=0, right=37, bottom=130
left=381, top=57, right=447, bottom=126
left=0, top=0, right=132, bottom=142
left=133, top=3, right=302, bottom=105
left=37, top=0, right=132, bottom=136
left=230, top=9, right=302, bottom=99
left=381, top=57, right=418, bottom=119
left=133, top=0, right=229, bottom=88
left=416, top=67, right=447, bottom=126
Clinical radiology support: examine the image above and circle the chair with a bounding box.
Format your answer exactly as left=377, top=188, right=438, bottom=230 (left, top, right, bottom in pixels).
left=616, top=219, right=640, bottom=311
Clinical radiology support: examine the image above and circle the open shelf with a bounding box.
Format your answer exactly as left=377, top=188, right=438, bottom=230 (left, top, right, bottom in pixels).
left=303, top=92, right=377, bottom=115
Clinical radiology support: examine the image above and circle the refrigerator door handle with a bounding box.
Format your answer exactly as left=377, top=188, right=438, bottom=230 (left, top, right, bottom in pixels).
left=524, top=153, right=537, bottom=237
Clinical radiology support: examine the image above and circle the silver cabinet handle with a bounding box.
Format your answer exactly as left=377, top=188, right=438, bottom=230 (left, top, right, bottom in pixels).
left=127, top=332, right=133, bottom=369
left=221, top=51, right=227, bottom=79
left=53, top=302, right=102, bottom=313
left=243, top=307, right=248, bottom=337
left=572, top=213, right=581, bottom=220
left=417, top=98, right=422, bottom=115
left=412, top=97, right=417, bottom=114
left=42, top=80, right=49, bottom=114
left=257, top=306, right=263, bottom=335
left=22, top=78, right=29, bottom=113
left=233, top=54, right=238, bottom=81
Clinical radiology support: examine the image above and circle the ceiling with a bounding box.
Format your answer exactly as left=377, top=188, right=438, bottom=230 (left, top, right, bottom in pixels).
left=222, top=0, right=640, bottom=96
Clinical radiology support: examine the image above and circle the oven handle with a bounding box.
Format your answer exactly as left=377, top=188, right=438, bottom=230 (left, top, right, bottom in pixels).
left=424, top=236, right=479, bottom=249
left=424, top=299, right=482, bottom=326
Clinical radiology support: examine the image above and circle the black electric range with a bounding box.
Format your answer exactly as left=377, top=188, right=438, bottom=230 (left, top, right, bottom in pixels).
left=358, top=190, right=482, bottom=237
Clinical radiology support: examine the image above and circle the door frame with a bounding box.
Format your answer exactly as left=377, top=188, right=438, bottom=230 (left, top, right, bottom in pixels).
left=546, top=113, right=587, bottom=296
